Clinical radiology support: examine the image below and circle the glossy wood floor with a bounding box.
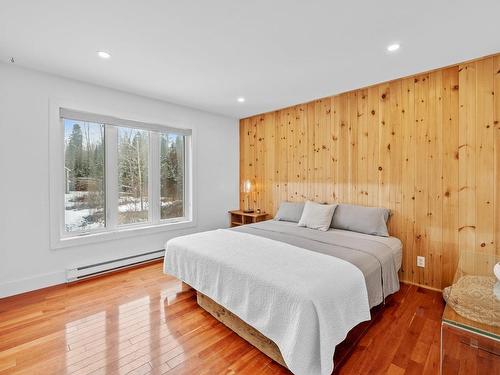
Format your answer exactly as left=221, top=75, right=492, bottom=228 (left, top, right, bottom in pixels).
left=0, top=262, right=445, bottom=375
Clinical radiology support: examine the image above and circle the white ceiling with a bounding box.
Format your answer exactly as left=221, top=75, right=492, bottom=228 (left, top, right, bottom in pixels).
left=1, top=1, right=499, bottom=118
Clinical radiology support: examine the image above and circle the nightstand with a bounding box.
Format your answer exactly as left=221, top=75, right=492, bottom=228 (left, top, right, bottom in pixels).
left=229, top=210, right=268, bottom=227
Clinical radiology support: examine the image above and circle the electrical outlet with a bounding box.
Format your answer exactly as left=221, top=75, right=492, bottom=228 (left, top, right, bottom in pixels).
left=417, top=256, right=425, bottom=268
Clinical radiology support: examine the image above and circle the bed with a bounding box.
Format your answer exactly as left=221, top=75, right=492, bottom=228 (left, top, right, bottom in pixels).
left=163, top=219, right=402, bottom=375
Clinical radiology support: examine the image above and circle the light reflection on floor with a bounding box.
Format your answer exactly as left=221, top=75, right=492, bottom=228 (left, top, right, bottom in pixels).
left=61, top=285, right=195, bottom=374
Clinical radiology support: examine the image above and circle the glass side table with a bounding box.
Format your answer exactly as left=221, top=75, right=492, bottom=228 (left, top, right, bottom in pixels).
left=440, top=252, right=500, bottom=374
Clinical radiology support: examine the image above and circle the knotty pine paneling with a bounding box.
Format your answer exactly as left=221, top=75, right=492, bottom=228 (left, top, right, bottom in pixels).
left=240, top=54, right=500, bottom=290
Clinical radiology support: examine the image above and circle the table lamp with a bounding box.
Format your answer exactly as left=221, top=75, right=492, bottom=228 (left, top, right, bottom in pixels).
left=242, top=179, right=254, bottom=213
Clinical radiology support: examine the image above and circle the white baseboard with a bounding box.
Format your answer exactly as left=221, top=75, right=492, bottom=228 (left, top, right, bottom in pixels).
left=0, top=271, right=66, bottom=298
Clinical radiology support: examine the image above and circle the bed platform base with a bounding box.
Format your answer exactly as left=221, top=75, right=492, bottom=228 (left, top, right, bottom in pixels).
left=196, top=292, right=288, bottom=367
left=181, top=283, right=385, bottom=372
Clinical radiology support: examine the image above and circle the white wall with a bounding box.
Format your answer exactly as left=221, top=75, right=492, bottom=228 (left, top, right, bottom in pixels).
left=0, top=63, right=239, bottom=298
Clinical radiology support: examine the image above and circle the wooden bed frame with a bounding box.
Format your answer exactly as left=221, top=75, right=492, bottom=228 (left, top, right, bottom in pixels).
left=182, top=282, right=386, bottom=372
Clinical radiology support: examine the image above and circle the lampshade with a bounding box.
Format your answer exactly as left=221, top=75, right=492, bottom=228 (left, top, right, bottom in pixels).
left=242, top=179, right=254, bottom=193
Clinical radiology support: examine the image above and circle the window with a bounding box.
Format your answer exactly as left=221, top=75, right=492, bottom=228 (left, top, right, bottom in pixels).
left=53, top=108, right=192, bottom=246
left=160, top=133, right=185, bottom=220
left=117, top=127, right=149, bottom=225
left=64, top=119, right=105, bottom=232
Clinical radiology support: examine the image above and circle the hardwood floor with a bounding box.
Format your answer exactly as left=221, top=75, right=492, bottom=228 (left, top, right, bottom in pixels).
left=0, top=261, right=445, bottom=375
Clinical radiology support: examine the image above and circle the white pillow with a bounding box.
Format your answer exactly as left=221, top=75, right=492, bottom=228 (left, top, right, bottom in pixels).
left=298, top=201, right=337, bottom=231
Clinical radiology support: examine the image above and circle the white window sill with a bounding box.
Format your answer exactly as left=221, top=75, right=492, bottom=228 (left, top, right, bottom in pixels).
left=51, top=219, right=195, bottom=250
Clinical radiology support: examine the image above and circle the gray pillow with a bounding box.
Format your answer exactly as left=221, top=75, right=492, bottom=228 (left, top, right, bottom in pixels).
left=274, top=201, right=305, bottom=223
left=331, top=204, right=390, bottom=237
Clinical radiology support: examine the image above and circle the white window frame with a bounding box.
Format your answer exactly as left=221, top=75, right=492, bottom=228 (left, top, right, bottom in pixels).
left=49, top=100, right=196, bottom=249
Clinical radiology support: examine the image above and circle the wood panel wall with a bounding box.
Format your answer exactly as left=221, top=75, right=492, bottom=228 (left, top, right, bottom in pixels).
left=239, top=53, right=500, bottom=290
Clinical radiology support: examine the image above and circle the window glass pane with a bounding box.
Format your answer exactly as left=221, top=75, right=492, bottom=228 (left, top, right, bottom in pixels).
left=64, top=119, right=105, bottom=232
left=160, top=133, right=185, bottom=220
left=118, top=127, right=149, bottom=225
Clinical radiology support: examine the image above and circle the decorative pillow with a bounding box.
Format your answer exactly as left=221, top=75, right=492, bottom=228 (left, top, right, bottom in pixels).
left=274, top=201, right=305, bottom=223
left=298, top=201, right=337, bottom=231
left=331, top=204, right=390, bottom=237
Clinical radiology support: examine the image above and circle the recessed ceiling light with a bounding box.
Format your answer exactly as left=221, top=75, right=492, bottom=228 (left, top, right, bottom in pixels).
left=237, top=97, right=245, bottom=103
left=387, top=43, right=400, bottom=52
left=97, top=51, right=111, bottom=59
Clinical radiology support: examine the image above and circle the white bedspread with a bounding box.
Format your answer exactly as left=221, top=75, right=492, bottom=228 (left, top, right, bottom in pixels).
left=163, top=229, right=370, bottom=375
